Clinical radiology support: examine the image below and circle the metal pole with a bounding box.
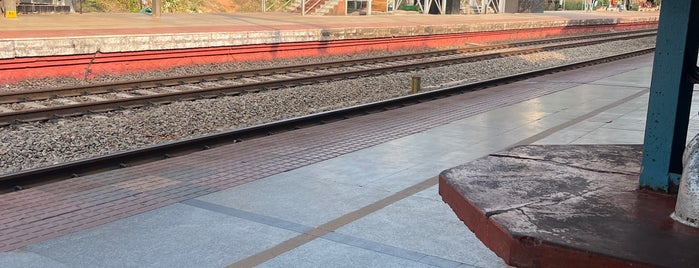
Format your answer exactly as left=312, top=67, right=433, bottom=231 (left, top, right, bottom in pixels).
left=640, top=0, right=698, bottom=192
left=411, top=77, right=421, bottom=93
left=302, top=0, right=305, bottom=15
left=368, top=0, right=372, bottom=14
left=4, top=0, right=17, bottom=18
left=345, top=0, right=348, bottom=15
left=153, top=0, right=161, bottom=17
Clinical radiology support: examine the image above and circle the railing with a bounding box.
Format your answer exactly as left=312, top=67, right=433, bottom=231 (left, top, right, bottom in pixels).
left=301, top=0, right=325, bottom=14
left=262, top=0, right=296, bottom=12
left=263, top=0, right=503, bottom=15
left=263, top=0, right=328, bottom=15
left=461, top=0, right=481, bottom=13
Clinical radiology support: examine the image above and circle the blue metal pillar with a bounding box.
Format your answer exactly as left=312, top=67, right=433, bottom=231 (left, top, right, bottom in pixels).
left=640, top=0, right=698, bottom=193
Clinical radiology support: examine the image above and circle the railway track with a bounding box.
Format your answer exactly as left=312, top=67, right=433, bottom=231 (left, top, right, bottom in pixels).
left=0, top=43, right=655, bottom=192
left=0, top=30, right=656, bottom=126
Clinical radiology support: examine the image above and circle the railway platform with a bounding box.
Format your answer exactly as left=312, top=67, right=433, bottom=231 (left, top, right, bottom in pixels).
left=1, top=51, right=697, bottom=267
left=0, top=11, right=658, bottom=83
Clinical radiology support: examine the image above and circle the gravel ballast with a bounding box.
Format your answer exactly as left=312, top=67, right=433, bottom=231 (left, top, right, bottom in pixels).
left=0, top=37, right=656, bottom=174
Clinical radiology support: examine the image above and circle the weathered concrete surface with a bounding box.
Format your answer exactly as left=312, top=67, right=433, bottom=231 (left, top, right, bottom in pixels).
left=674, top=134, right=699, bottom=227
left=440, top=145, right=699, bottom=268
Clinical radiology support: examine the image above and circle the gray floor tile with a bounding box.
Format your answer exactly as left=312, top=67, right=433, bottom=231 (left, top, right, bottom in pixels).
left=26, top=204, right=299, bottom=268
left=182, top=199, right=312, bottom=234
left=196, top=171, right=392, bottom=227
left=411, top=184, right=441, bottom=201
left=561, top=120, right=607, bottom=132
left=457, top=264, right=482, bottom=268
left=303, top=153, right=415, bottom=186
left=424, top=123, right=502, bottom=143
left=335, top=194, right=506, bottom=268
left=604, top=117, right=647, bottom=131
left=573, top=127, right=645, bottom=144
left=454, top=111, right=537, bottom=132
left=262, top=142, right=424, bottom=190
left=586, top=112, right=626, bottom=123
left=258, top=239, right=435, bottom=268
left=533, top=129, right=589, bottom=145
left=504, top=117, right=573, bottom=139
left=592, top=66, right=652, bottom=87
left=429, top=150, right=496, bottom=168
left=321, top=232, right=429, bottom=263
left=0, top=251, right=70, bottom=268
left=602, top=104, right=645, bottom=116
left=370, top=135, right=489, bottom=165
left=355, top=167, right=437, bottom=193
left=472, top=130, right=534, bottom=150
left=621, top=109, right=651, bottom=120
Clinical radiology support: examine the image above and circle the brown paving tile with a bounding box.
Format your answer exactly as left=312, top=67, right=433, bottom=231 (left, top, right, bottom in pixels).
left=0, top=192, right=47, bottom=205
left=38, top=177, right=105, bottom=196
left=114, top=175, right=182, bottom=192
left=0, top=199, right=86, bottom=228
left=70, top=186, right=140, bottom=206
left=2, top=238, right=26, bottom=249
left=0, top=188, right=64, bottom=209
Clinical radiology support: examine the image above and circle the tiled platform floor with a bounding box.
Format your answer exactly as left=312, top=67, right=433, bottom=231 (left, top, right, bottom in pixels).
left=2, top=53, right=698, bottom=267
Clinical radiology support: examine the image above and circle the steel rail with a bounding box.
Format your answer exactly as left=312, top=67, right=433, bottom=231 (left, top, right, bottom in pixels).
left=0, top=29, right=656, bottom=105
left=0, top=47, right=655, bottom=192
left=0, top=32, right=657, bottom=126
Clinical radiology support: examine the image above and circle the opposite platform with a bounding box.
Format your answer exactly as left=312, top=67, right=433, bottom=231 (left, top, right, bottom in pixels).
left=0, top=11, right=658, bottom=82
